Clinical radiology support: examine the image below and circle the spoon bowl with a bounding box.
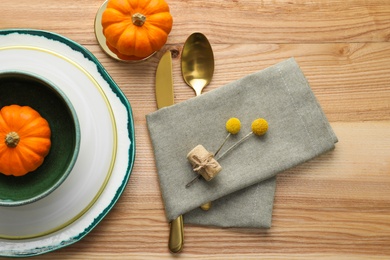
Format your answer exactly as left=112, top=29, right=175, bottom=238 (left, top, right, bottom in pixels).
left=181, top=33, right=214, bottom=96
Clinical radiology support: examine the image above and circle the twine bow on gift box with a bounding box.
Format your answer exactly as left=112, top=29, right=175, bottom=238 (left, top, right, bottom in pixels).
left=191, top=153, right=219, bottom=173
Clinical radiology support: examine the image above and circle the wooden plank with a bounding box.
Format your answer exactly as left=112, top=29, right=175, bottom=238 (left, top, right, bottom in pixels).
left=85, top=42, right=390, bottom=122
left=1, top=0, right=390, bottom=44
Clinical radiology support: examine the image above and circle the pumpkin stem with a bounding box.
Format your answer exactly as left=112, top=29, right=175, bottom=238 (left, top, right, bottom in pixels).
left=132, top=13, right=146, bottom=27
left=5, top=132, right=20, bottom=148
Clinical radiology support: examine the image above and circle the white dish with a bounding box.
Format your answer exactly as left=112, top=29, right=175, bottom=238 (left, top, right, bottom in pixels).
left=0, top=41, right=115, bottom=238
left=0, top=29, right=135, bottom=257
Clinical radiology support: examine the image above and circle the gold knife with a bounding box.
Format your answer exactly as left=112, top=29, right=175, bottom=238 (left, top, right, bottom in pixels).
left=155, top=50, right=184, bottom=253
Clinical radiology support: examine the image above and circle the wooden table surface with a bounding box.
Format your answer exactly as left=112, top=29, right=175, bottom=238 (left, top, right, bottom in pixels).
left=1, top=0, right=390, bottom=259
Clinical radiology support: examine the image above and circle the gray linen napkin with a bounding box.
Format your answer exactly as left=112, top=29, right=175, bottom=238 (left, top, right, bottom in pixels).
left=146, top=58, right=337, bottom=228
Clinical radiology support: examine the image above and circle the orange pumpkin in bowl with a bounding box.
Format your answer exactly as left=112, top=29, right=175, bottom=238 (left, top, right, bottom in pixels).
left=0, top=105, right=51, bottom=177
left=102, top=0, right=173, bottom=60
left=0, top=71, right=80, bottom=206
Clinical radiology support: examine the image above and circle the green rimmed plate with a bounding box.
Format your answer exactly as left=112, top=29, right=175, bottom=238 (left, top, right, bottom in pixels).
left=0, top=71, right=80, bottom=206
left=0, top=29, right=135, bottom=257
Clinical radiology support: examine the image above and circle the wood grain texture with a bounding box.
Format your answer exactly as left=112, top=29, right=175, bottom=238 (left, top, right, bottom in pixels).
left=1, top=0, right=390, bottom=259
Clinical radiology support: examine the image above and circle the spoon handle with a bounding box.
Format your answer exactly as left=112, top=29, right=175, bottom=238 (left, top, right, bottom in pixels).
left=168, top=215, right=184, bottom=253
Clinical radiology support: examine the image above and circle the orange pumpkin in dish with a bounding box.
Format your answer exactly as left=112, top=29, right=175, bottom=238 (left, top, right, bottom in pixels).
left=102, top=0, right=173, bottom=60
left=0, top=105, right=51, bottom=176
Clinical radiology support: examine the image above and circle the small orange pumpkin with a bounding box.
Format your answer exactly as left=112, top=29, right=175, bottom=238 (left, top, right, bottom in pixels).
left=102, top=0, right=173, bottom=60
left=0, top=105, right=51, bottom=177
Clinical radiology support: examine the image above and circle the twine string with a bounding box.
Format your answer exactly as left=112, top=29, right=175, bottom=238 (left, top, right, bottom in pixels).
left=191, top=154, right=218, bottom=172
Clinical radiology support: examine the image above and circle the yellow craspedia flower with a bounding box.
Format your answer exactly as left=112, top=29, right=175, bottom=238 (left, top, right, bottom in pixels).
left=226, top=118, right=241, bottom=134
left=251, top=118, right=268, bottom=136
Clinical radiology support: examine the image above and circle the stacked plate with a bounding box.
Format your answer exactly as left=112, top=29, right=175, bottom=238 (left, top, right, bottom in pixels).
left=0, top=29, right=135, bottom=257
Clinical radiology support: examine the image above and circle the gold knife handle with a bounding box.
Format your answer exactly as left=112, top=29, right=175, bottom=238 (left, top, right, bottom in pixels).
left=200, top=201, right=212, bottom=211
left=169, top=215, right=184, bottom=253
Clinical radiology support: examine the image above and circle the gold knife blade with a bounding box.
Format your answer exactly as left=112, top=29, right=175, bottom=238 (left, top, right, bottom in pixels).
left=155, top=50, right=184, bottom=253
left=156, top=51, right=174, bottom=109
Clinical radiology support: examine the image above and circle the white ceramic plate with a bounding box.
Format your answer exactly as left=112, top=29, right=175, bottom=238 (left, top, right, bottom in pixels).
left=0, top=40, right=115, bottom=237
left=0, top=29, right=135, bottom=257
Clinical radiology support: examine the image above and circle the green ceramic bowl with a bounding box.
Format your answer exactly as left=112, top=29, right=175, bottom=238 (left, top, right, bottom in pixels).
left=0, top=71, right=80, bottom=206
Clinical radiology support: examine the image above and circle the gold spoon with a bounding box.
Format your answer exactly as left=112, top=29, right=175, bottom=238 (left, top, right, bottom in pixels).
left=168, top=32, right=215, bottom=254
left=182, top=33, right=214, bottom=211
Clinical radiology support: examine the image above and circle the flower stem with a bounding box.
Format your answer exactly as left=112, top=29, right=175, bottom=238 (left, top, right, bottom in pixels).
left=215, top=132, right=253, bottom=160
left=214, top=133, right=231, bottom=157
left=185, top=175, right=201, bottom=188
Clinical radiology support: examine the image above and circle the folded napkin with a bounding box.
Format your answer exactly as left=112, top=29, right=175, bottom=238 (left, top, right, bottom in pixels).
left=146, top=58, right=337, bottom=228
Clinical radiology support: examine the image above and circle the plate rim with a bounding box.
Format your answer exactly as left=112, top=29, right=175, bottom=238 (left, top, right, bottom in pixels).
left=0, top=28, right=136, bottom=257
